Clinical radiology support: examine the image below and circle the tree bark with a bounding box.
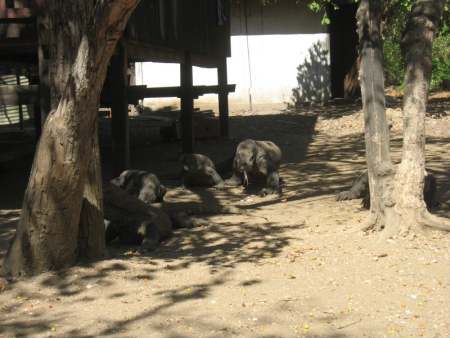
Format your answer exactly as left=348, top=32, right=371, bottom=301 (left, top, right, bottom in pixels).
left=2, top=0, right=139, bottom=277
left=40, top=5, right=108, bottom=261
left=343, top=55, right=361, bottom=99
left=386, top=0, right=449, bottom=235
left=357, top=0, right=394, bottom=231
left=78, top=118, right=105, bottom=260
left=358, top=0, right=449, bottom=236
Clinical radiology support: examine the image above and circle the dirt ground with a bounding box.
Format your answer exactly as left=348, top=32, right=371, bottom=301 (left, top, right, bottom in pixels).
left=1, top=94, right=450, bottom=338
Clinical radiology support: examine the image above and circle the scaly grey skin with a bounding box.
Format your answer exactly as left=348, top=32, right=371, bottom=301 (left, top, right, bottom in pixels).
left=225, top=139, right=282, bottom=196
left=180, top=153, right=224, bottom=188
left=104, top=218, right=161, bottom=252
left=107, top=170, right=168, bottom=251
left=336, top=170, right=369, bottom=202
left=111, top=170, right=167, bottom=204
left=337, top=170, right=438, bottom=211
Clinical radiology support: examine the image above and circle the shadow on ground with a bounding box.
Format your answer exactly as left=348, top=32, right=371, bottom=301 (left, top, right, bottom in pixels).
left=1, top=96, right=450, bottom=337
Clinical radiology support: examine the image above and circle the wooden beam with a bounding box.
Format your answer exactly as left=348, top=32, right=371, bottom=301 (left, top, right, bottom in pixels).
left=0, top=84, right=39, bottom=105
left=125, top=39, right=223, bottom=68
left=180, top=51, right=194, bottom=153
left=217, top=57, right=229, bottom=137
left=109, top=41, right=130, bottom=176
left=125, top=84, right=236, bottom=103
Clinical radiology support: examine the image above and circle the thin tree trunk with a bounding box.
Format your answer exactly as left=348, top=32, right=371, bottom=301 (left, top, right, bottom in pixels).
left=386, top=0, right=449, bottom=235
left=2, top=0, right=139, bottom=277
left=357, top=0, right=394, bottom=231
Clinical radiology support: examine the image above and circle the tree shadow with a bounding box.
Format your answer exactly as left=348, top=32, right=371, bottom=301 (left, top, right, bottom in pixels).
left=290, top=41, right=331, bottom=106
left=1, top=98, right=450, bottom=337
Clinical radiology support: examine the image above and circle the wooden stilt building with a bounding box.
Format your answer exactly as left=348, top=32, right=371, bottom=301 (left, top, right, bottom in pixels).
left=0, top=0, right=234, bottom=175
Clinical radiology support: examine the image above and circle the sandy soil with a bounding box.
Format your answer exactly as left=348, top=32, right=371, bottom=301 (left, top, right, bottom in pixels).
left=1, top=95, right=450, bottom=338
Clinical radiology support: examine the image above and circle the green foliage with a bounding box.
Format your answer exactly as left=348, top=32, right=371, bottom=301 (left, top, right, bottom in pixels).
left=383, top=0, right=450, bottom=89
left=307, top=1, right=322, bottom=12
left=383, top=36, right=405, bottom=87
left=382, top=1, right=408, bottom=87
left=430, top=24, right=450, bottom=89
left=242, top=0, right=450, bottom=89
left=302, top=0, right=450, bottom=89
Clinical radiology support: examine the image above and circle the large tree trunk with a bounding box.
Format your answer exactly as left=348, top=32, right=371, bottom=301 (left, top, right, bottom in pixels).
left=40, top=7, right=107, bottom=261
left=358, top=0, right=449, bottom=236
left=385, top=0, right=449, bottom=236
left=78, top=120, right=105, bottom=259
left=357, top=0, right=395, bottom=231
left=2, top=0, right=139, bottom=277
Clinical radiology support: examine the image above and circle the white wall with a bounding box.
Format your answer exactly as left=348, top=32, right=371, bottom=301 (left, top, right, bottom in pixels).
left=228, top=33, right=330, bottom=106
left=136, top=0, right=331, bottom=111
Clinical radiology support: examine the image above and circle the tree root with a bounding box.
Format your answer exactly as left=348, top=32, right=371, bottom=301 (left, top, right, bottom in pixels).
left=362, top=206, right=450, bottom=238
left=419, top=211, right=450, bottom=232
left=361, top=212, right=384, bottom=232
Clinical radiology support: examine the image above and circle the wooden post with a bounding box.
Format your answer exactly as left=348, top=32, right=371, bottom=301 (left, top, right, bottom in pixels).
left=15, top=72, right=24, bottom=130
left=180, top=51, right=194, bottom=153
left=109, top=41, right=130, bottom=176
left=217, top=56, right=229, bottom=137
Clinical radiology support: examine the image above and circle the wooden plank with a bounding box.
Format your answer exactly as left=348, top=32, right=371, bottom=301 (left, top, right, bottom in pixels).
left=126, top=39, right=224, bottom=68
left=0, top=84, right=39, bottom=105
left=180, top=51, right=193, bottom=153
left=126, top=39, right=183, bottom=64
left=217, top=57, right=229, bottom=137
left=109, top=41, right=130, bottom=176
left=126, top=84, right=235, bottom=103
left=128, top=85, right=181, bottom=103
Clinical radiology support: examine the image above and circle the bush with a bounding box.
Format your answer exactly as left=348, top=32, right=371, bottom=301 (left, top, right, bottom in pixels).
left=430, top=24, right=450, bottom=89
left=383, top=36, right=405, bottom=87
left=383, top=12, right=450, bottom=90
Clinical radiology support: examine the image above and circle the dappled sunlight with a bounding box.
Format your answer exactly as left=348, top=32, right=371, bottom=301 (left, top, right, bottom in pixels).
left=1, top=96, right=450, bottom=337
left=153, top=220, right=301, bottom=270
